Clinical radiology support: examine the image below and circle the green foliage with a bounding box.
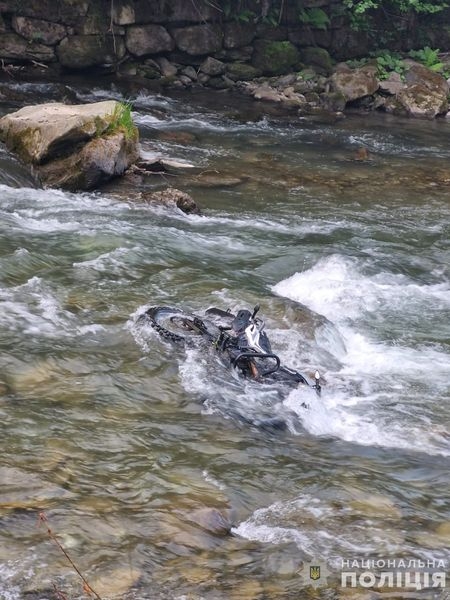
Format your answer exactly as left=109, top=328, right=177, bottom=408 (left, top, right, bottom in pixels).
left=235, top=8, right=256, bottom=22
left=221, top=0, right=259, bottom=22
left=343, top=0, right=447, bottom=15
left=346, top=57, right=370, bottom=68
left=298, top=7, right=330, bottom=30
left=262, top=7, right=280, bottom=26
left=106, top=102, right=138, bottom=140
left=343, top=0, right=378, bottom=15
left=374, top=50, right=407, bottom=80
left=343, top=0, right=448, bottom=35
left=409, top=46, right=444, bottom=71
left=397, top=0, right=448, bottom=12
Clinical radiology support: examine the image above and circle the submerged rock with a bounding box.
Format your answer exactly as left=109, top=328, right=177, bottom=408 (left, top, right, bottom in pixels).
left=348, top=491, right=402, bottom=519
left=89, top=567, right=142, bottom=598
left=142, top=187, right=200, bottom=214
left=188, top=507, right=233, bottom=536
left=0, top=380, right=10, bottom=396
left=0, top=101, right=139, bottom=190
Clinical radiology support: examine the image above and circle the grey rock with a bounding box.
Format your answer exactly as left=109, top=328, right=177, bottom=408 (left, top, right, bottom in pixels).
left=155, top=56, right=178, bottom=77
left=226, top=62, right=260, bottom=81
left=181, top=65, right=198, bottom=80
left=379, top=71, right=406, bottom=95
left=0, top=32, right=55, bottom=62
left=405, top=62, right=449, bottom=96
left=330, top=65, right=379, bottom=102
left=252, top=39, right=301, bottom=76
left=396, top=84, right=448, bottom=118
left=112, top=1, right=135, bottom=25
left=12, top=16, right=66, bottom=45
left=125, top=24, right=174, bottom=57
left=143, top=188, right=200, bottom=214
left=171, top=24, right=223, bottom=56
left=223, top=21, right=255, bottom=49
left=56, top=35, right=125, bottom=68
left=200, top=56, right=225, bottom=76
left=0, top=101, right=139, bottom=190
left=299, top=46, right=333, bottom=76
left=38, top=131, right=139, bottom=190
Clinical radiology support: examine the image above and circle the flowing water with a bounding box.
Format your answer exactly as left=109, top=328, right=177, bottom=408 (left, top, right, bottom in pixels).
left=0, top=80, right=449, bottom=600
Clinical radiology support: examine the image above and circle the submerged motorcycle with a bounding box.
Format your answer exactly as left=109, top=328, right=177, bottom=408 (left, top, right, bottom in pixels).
left=139, top=304, right=321, bottom=395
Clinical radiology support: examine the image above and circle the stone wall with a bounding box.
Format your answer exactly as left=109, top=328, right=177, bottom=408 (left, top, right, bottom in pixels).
left=0, top=0, right=449, bottom=87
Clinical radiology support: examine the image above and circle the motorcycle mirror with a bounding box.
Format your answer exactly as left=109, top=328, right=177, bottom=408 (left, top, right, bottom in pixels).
left=251, top=304, right=260, bottom=319
left=314, top=370, right=321, bottom=396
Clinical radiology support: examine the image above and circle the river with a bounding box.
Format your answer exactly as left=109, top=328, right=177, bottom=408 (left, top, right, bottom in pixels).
left=0, top=79, right=449, bottom=599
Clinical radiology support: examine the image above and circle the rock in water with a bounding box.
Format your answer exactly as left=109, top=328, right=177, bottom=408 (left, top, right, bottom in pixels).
left=0, top=101, right=139, bottom=191
left=142, top=187, right=200, bottom=214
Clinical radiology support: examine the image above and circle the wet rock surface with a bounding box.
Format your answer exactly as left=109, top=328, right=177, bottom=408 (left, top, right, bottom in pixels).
left=0, top=100, right=139, bottom=190
left=142, top=187, right=200, bottom=214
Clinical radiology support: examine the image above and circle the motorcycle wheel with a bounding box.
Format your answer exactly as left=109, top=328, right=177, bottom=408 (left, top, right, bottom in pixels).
left=141, top=306, right=216, bottom=344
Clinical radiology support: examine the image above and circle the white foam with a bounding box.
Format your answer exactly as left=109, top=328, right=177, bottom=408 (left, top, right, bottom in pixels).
left=233, top=495, right=404, bottom=559
left=0, top=277, right=105, bottom=340
left=273, top=254, right=450, bottom=323
left=0, top=561, right=32, bottom=600
left=272, top=255, right=450, bottom=456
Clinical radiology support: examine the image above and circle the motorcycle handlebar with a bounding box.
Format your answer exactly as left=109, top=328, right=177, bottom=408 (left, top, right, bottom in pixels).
left=251, top=304, right=260, bottom=319
left=231, top=351, right=281, bottom=376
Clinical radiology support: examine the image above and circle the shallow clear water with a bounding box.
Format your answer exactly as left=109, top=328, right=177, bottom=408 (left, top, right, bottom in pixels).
left=0, top=81, right=449, bottom=599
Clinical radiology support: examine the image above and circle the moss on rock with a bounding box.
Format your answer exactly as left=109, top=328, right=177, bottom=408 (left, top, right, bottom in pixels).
left=252, top=40, right=301, bottom=76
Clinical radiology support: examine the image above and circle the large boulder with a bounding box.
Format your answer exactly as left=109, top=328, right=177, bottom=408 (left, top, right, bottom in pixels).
left=394, top=84, right=448, bottom=118
left=171, top=24, right=223, bottom=56
left=12, top=16, right=66, bottom=45
left=112, top=1, right=135, bottom=25
left=223, top=22, right=255, bottom=49
left=383, top=63, right=449, bottom=118
left=199, top=56, right=226, bottom=76
left=56, top=35, right=125, bottom=69
left=0, top=32, right=56, bottom=62
left=404, top=62, right=449, bottom=96
left=0, top=0, right=89, bottom=21
left=399, top=63, right=449, bottom=118
left=330, top=64, right=379, bottom=102
left=252, top=40, right=301, bottom=75
left=226, top=62, right=260, bottom=81
left=379, top=71, right=406, bottom=95
left=299, top=47, right=333, bottom=76
left=125, top=24, right=174, bottom=56
left=0, top=101, right=139, bottom=191
left=37, top=131, right=139, bottom=190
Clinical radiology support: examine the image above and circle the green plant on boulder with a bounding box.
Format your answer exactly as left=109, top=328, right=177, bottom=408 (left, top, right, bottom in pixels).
left=409, top=46, right=444, bottom=71
left=374, top=50, right=407, bottom=80
left=105, top=102, right=138, bottom=140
